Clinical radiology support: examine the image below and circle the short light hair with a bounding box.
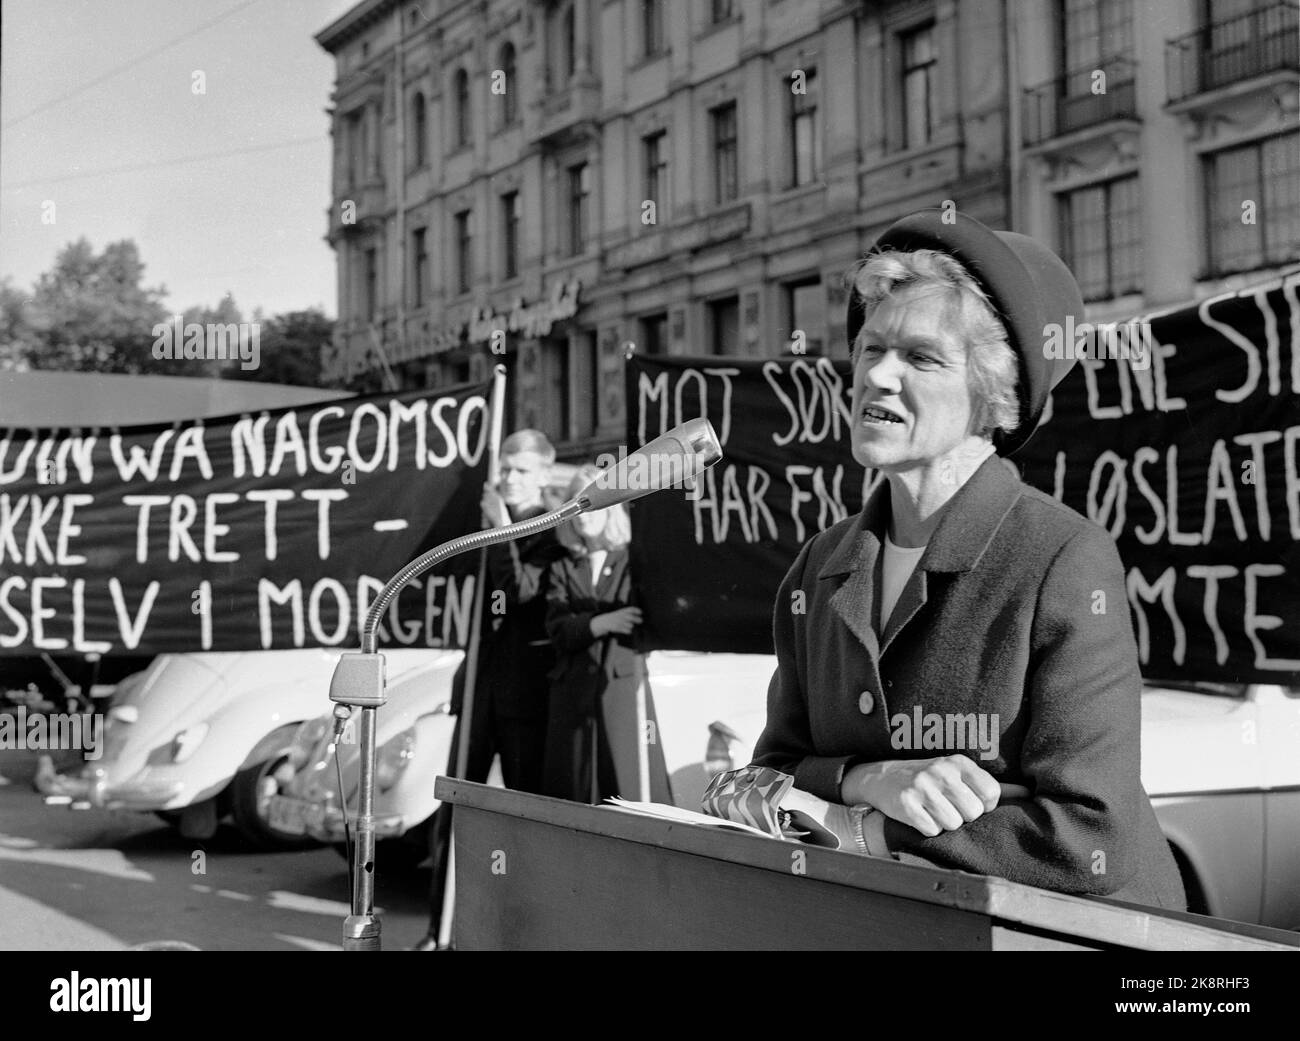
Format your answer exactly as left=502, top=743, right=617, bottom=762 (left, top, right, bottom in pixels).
left=500, top=428, right=556, bottom=465
left=557, top=462, right=633, bottom=552
left=847, top=248, right=1020, bottom=440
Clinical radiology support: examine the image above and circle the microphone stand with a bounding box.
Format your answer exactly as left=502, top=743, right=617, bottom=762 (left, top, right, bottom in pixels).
left=329, top=417, right=722, bottom=950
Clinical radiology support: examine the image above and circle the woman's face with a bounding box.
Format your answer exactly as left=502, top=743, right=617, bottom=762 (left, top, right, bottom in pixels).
left=850, top=286, right=979, bottom=473
left=574, top=508, right=608, bottom=540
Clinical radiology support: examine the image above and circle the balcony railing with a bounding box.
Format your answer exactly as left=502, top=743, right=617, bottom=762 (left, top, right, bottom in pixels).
left=1023, top=57, right=1138, bottom=147
left=1166, top=2, right=1299, bottom=104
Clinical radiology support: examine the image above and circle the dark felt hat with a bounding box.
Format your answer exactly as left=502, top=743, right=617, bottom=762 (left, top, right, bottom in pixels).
left=846, top=209, right=1084, bottom=457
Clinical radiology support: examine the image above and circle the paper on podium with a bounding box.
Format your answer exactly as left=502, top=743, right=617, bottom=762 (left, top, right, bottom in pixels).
left=603, top=798, right=779, bottom=840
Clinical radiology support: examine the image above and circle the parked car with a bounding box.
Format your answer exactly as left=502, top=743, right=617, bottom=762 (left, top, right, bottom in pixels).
left=49, top=648, right=453, bottom=848
left=701, top=669, right=1300, bottom=931
left=264, top=649, right=464, bottom=869
left=266, top=650, right=779, bottom=868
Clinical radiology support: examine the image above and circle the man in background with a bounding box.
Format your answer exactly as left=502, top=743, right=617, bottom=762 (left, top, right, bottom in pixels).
left=414, top=429, right=568, bottom=950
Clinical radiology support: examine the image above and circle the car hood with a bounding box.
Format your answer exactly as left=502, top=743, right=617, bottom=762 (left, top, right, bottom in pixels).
left=98, top=649, right=343, bottom=772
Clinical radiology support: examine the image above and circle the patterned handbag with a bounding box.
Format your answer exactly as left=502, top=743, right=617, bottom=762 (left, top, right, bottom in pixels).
left=700, top=765, right=794, bottom=838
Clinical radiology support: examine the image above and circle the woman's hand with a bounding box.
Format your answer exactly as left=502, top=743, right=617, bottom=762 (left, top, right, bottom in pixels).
left=840, top=755, right=1001, bottom=838
left=590, top=606, right=643, bottom=637
left=481, top=487, right=511, bottom=528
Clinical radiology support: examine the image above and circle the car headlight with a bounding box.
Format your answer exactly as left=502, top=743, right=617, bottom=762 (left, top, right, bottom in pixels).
left=375, top=728, right=417, bottom=793
left=171, top=723, right=210, bottom=763
left=289, top=716, right=333, bottom=768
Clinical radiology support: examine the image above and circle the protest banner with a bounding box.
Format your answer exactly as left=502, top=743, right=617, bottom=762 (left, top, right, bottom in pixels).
left=0, top=383, right=491, bottom=655
left=627, top=270, right=1300, bottom=683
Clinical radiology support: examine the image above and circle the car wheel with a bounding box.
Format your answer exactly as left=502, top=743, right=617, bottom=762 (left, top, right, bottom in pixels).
left=332, top=837, right=429, bottom=874
left=230, top=742, right=319, bottom=851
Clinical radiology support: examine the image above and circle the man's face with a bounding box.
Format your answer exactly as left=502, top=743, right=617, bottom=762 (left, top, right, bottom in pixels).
left=850, top=285, right=977, bottom=472
left=498, top=450, right=548, bottom=510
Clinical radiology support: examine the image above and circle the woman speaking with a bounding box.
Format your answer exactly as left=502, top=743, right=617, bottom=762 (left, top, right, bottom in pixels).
left=750, top=210, right=1185, bottom=908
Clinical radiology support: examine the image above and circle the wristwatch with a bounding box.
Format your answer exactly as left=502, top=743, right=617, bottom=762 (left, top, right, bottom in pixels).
left=850, top=805, right=894, bottom=858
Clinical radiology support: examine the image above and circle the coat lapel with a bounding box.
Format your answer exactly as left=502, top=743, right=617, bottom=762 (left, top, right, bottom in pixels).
left=820, top=455, right=1025, bottom=659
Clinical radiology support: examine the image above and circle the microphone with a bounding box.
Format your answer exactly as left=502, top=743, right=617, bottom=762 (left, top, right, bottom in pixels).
left=576, top=418, right=722, bottom=512
left=329, top=416, right=723, bottom=949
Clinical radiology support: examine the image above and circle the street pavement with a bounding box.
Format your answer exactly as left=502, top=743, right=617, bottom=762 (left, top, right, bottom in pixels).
left=0, top=774, right=428, bottom=951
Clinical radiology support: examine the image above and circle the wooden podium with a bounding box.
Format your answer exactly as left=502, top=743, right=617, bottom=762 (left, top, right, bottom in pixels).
left=435, top=778, right=1300, bottom=951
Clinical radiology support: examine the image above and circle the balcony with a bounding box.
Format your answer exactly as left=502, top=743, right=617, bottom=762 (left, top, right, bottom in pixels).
left=1023, top=57, right=1139, bottom=149
left=1166, top=3, right=1299, bottom=106
left=534, top=78, right=601, bottom=144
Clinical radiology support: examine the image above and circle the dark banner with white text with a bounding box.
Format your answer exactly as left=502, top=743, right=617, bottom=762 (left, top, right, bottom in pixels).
left=0, top=383, right=491, bottom=655
left=628, top=272, right=1300, bottom=683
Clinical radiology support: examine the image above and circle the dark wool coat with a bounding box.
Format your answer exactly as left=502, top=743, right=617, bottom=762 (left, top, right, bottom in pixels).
left=751, top=454, right=1186, bottom=909
left=450, top=509, right=568, bottom=721
left=543, top=546, right=671, bottom=804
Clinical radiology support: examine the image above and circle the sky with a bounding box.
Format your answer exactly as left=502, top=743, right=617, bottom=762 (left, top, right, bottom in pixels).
left=1, top=0, right=361, bottom=319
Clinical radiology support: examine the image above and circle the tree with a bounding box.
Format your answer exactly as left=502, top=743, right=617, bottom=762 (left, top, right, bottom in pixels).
left=181, top=292, right=245, bottom=379
left=0, top=278, right=35, bottom=371
left=21, top=238, right=174, bottom=374
left=222, top=308, right=333, bottom=387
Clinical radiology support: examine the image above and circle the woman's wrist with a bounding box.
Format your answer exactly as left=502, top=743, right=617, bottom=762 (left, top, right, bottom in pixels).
left=841, top=761, right=883, bottom=807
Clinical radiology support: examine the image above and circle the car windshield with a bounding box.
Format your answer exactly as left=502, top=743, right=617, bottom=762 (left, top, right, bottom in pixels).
left=1143, top=678, right=1248, bottom=699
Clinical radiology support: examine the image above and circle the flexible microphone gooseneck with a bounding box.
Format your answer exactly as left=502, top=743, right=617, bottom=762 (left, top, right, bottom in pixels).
left=329, top=417, right=723, bottom=950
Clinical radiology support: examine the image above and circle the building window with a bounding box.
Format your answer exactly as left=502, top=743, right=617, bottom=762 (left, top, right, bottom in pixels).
left=501, top=191, right=521, bottom=279
left=499, top=43, right=518, bottom=127
left=709, top=296, right=740, bottom=355
left=567, top=162, right=590, bottom=256
left=454, top=210, right=473, bottom=293
left=563, top=5, right=577, bottom=80
left=642, top=131, right=668, bottom=223
left=569, top=331, right=599, bottom=438
left=410, top=93, right=427, bottom=169
left=1058, top=176, right=1142, bottom=301
left=901, top=24, right=935, bottom=151
left=345, top=110, right=364, bottom=188
left=710, top=102, right=738, bottom=204
left=363, top=247, right=378, bottom=322
left=643, top=0, right=665, bottom=58
left=454, top=68, right=471, bottom=148
left=1061, top=0, right=1133, bottom=74
left=1205, top=131, right=1300, bottom=276
left=640, top=312, right=669, bottom=354
left=790, top=67, right=819, bottom=186
left=785, top=278, right=825, bottom=356
left=411, top=227, right=428, bottom=309
left=540, top=336, right=570, bottom=442
left=710, top=0, right=735, bottom=25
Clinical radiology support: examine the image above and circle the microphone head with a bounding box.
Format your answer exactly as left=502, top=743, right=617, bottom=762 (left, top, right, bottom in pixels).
left=577, top=418, right=722, bottom=512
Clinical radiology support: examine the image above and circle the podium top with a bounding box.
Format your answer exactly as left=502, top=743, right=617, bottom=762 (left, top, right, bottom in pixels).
left=437, top=777, right=1300, bottom=951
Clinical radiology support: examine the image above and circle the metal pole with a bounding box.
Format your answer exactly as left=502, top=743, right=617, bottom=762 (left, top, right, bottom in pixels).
left=343, top=705, right=380, bottom=950
left=441, top=364, right=508, bottom=946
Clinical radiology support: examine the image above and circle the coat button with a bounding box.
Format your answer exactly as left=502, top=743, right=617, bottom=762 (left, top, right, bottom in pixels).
left=858, top=690, right=875, bottom=715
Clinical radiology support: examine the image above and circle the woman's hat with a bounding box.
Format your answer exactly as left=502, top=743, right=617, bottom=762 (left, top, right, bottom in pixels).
left=845, top=209, right=1085, bottom=457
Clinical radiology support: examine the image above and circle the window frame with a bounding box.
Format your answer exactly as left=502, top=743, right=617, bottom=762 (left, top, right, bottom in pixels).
left=1057, top=174, right=1143, bottom=302
left=454, top=68, right=472, bottom=149
left=567, top=162, right=591, bottom=256
left=454, top=209, right=473, bottom=294
left=710, top=101, right=739, bottom=205
left=900, top=22, right=936, bottom=152
left=789, top=67, right=819, bottom=187
left=1204, top=131, right=1300, bottom=277
left=501, top=190, right=521, bottom=280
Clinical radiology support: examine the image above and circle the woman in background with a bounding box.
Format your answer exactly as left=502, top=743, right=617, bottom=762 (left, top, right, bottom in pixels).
left=543, top=464, right=672, bottom=805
